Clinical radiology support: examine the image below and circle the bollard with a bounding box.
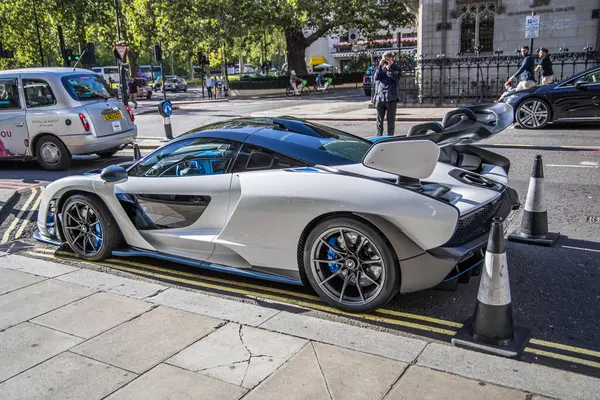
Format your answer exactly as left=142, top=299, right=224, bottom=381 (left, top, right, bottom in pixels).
left=452, top=217, right=530, bottom=358
left=158, top=100, right=173, bottom=141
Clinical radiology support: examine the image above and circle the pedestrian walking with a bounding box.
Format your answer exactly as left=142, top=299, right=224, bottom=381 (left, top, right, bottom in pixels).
left=535, top=48, right=554, bottom=85
left=127, top=78, right=138, bottom=109
left=290, top=70, right=300, bottom=95
left=217, top=76, right=223, bottom=98
left=206, top=75, right=213, bottom=99
left=506, top=46, right=535, bottom=91
left=374, top=51, right=402, bottom=136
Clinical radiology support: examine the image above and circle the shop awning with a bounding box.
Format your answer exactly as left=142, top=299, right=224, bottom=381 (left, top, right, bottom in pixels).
left=309, top=56, right=327, bottom=66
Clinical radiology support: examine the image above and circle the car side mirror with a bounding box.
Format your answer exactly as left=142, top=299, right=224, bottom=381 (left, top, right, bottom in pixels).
left=575, top=79, right=588, bottom=90
left=100, top=165, right=128, bottom=184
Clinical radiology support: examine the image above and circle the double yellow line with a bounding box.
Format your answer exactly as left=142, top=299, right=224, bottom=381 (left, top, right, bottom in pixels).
left=25, top=247, right=600, bottom=370
left=1, top=187, right=44, bottom=244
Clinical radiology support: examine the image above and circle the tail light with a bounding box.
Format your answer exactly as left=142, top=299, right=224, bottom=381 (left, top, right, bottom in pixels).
left=79, top=113, right=90, bottom=131
left=126, top=105, right=135, bottom=122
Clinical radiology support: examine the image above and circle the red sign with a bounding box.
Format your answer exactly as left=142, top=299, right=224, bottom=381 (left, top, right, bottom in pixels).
left=114, top=43, right=128, bottom=62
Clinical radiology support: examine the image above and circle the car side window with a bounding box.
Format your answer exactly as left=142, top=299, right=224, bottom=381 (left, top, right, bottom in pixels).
left=128, top=137, right=241, bottom=177
left=0, top=79, right=21, bottom=110
left=233, top=144, right=308, bottom=172
left=23, top=79, right=57, bottom=108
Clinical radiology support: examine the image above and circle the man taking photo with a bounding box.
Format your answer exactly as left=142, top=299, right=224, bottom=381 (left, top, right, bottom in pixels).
left=373, top=51, right=402, bottom=136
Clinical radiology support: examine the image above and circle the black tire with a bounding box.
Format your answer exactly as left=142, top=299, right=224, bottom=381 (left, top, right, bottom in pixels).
left=146, top=92, right=152, bottom=99
left=286, top=86, right=294, bottom=97
left=35, top=135, right=71, bottom=171
left=61, top=194, right=123, bottom=261
left=515, top=98, right=551, bottom=129
left=303, top=217, right=399, bottom=312
left=326, top=85, right=335, bottom=94
left=95, top=149, right=119, bottom=158
left=364, top=89, right=371, bottom=97
left=183, top=87, right=187, bottom=92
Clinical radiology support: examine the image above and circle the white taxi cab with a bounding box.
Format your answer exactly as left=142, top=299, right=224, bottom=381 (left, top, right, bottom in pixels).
left=0, top=67, right=137, bottom=170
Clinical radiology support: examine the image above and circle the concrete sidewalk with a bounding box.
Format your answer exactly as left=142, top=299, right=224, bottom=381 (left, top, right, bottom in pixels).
left=0, top=252, right=597, bottom=400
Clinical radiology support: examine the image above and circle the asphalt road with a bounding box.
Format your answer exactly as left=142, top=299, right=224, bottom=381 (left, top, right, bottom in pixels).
left=0, top=109, right=599, bottom=377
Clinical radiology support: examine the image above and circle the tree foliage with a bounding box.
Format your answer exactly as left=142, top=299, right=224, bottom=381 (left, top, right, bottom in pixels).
left=0, top=0, right=414, bottom=76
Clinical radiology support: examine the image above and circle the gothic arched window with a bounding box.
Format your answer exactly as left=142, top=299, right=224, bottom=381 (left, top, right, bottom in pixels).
left=458, top=3, right=496, bottom=54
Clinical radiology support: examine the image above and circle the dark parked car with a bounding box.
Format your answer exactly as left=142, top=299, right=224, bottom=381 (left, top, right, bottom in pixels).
left=501, top=66, right=600, bottom=129
left=362, top=66, right=376, bottom=97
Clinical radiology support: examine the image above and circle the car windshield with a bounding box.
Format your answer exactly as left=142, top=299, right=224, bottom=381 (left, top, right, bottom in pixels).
left=62, top=74, right=112, bottom=100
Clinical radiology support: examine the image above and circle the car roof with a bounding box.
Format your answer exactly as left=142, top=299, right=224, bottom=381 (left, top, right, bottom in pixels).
left=177, top=117, right=371, bottom=165
left=0, top=67, right=97, bottom=77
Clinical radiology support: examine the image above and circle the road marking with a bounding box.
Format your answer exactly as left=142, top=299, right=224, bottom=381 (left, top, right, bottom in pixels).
left=25, top=249, right=600, bottom=370
left=486, top=144, right=600, bottom=150
left=561, top=245, right=600, bottom=253
left=1, top=188, right=39, bottom=244
left=14, top=187, right=44, bottom=240
left=546, top=164, right=599, bottom=168
left=524, top=347, right=600, bottom=369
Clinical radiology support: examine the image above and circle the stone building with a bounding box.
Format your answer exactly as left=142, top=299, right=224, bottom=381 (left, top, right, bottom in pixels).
left=416, top=0, right=600, bottom=58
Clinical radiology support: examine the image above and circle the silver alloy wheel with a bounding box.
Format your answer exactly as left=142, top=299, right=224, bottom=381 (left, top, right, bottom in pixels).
left=40, top=142, right=61, bottom=165
left=310, top=227, right=386, bottom=306
left=517, top=99, right=549, bottom=128
left=63, top=200, right=103, bottom=257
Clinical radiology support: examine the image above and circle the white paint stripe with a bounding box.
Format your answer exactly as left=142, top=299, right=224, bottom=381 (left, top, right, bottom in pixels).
left=523, top=177, right=546, bottom=213
left=1, top=187, right=39, bottom=244
left=14, top=188, right=44, bottom=240
left=477, top=252, right=511, bottom=306
left=562, top=245, right=600, bottom=253
left=546, top=164, right=599, bottom=168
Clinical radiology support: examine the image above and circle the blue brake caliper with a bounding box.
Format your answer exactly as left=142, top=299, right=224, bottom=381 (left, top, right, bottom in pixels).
left=94, top=223, right=103, bottom=249
left=327, top=236, right=340, bottom=273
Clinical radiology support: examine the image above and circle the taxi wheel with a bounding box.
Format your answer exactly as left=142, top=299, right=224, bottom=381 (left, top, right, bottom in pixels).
left=35, top=135, right=71, bottom=171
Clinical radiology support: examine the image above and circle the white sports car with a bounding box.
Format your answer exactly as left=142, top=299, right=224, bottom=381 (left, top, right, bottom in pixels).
left=35, top=103, right=519, bottom=312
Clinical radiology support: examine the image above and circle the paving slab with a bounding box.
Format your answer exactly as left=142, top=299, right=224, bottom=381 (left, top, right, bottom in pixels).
left=314, top=341, right=406, bottom=400
left=1, top=254, right=79, bottom=277
left=385, top=365, right=528, bottom=400
left=417, top=343, right=600, bottom=400
left=169, top=322, right=307, bottom=388
left=0, top=351, right=135, bottom=400
left=243, top=343, right=330, bottom=400
left=0, top=267, right=45, bottom=295
left=72, top=306, right=222, bottom=374
left=0, top=322, right=82, bottom=383
left=57, top=268, right=166, bottom=299
left=105, top=363, right=246, bottom=400
left=147, top=287, right=279, bottom=326
left=260, top=311, right=427, bottom=362
left=32, top=292, right=153, bottom=339
left=0, top=279, right=96, bottom=330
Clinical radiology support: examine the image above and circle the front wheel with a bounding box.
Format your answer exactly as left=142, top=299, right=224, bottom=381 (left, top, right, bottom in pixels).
left=326, top=85, right=335, bottom=94
left=35, top=135, right=71, bottom=170
left=515, top=98, right=550, bottom=129
left=61, top=194, right=123, bottom=261
left=303, top=217, right=399, bottom=312
left=286, top=86, right=294, bottom=97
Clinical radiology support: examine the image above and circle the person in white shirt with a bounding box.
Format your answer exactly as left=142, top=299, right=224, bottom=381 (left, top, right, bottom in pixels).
left=205, top=76, right=214, bottom=99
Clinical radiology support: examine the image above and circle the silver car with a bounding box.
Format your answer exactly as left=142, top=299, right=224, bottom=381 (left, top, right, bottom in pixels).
left=164, top=77, right=187, bottom=92
left=0, top=67, right=137, bottom=170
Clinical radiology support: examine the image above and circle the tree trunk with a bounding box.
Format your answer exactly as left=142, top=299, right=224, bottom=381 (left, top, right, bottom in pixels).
left=239, top=53, right=244, bottom=75
left=284, top=27, right=308, bottom=75
left=127, top=50, right=138, bottom=78
left=189, top=54, right=195, bottom=79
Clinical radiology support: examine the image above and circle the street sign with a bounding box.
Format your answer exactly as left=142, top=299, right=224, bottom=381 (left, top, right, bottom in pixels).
left=158, top=100, right=172, bottom=117
left=525, top=15, right=540, bottom=39
left=114, top=43, right=128, bottom=62
left=348, top=29, right=359, bottom=43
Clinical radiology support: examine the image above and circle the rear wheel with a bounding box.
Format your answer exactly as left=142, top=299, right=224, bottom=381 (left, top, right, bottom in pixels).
left=303, top=217, right=399, bottom=312
left=35, top=135, right=71, bottom=171
left=61, top=194, right=122, bottom=261
left=515, top=98, right=550, bottom=129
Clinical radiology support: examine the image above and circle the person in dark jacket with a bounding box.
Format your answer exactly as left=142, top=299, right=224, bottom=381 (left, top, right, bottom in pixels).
left=506, top=46, right=535, bottom=91
left=373, top=51, right=401, bottom=136
left=535, top=48, right=554, bottom=85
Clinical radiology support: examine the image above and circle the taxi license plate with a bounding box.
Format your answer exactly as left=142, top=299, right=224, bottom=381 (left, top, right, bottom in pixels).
left=103, top=111, right=123, bottom=121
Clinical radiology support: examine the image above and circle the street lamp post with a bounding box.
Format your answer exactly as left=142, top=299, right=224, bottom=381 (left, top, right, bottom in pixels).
left=113, top=0, right=128, bottom=106
left=32, top=0, right=44, bottom=66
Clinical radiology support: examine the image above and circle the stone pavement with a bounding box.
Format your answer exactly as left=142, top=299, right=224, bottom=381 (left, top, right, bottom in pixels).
left=1, top=253, right=597, bottom=400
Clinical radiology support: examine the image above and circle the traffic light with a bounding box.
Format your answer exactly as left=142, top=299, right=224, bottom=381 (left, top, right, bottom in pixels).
left=154, top=45, right=162, bottom=63
left=64, top=48, right=79, bottom=63
left=80, top=42, right=96, bottom=65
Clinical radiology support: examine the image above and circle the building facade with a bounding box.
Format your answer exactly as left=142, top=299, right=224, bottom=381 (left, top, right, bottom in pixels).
left=418, top=0, right=600, bottom=59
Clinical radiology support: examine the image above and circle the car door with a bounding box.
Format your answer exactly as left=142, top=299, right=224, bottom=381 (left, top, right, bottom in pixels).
left=0, top=76, right=30, bottom=157
left=115, top=136, right=242, bottom=262
left=548, top=69, right=600, bottom=119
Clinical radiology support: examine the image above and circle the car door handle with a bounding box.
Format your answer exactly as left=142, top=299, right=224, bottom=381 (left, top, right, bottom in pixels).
left=15, top=122, right=24, bottom=127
